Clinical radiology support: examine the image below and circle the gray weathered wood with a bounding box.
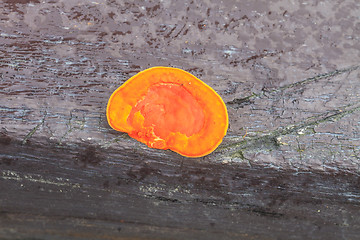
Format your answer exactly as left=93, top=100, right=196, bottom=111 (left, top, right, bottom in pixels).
left=1, top=0, right=359, bottom=239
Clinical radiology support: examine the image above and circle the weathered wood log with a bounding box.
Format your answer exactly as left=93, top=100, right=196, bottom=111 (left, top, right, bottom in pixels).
left=1, top=0, right=359, bottom=239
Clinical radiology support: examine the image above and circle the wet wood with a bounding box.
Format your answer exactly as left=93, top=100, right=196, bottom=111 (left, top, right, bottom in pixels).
left=1, top=0, right=359, bottom=239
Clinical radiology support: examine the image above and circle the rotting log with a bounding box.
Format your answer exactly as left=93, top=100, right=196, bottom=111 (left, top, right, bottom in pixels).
left=1, top=0, right=360, bottom=239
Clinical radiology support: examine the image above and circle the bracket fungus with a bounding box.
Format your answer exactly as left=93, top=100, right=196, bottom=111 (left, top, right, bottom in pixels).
left=106, top=67, right=228, bottom=157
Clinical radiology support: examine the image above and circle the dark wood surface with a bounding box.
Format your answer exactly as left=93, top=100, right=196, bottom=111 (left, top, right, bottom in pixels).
left=1, top=0, right=359, bottom=239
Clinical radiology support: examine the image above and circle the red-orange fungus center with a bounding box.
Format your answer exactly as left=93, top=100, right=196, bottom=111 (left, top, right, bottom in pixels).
left=106, top=67, right=228, bottom=158
left=128, top=83, right=205, bottom=140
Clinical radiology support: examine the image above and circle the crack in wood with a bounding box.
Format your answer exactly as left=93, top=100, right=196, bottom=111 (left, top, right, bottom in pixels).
left=58, top=111, right=86, bottom=145
left=227, top=65, right=359, bottom=109
left=21, top=111, right=47, bottom=145
left=222, top=101, right=360, bottom=155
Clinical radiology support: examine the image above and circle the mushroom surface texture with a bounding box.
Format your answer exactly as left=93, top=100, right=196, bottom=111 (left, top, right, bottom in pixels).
left=106, top=66, right=228, bottom=157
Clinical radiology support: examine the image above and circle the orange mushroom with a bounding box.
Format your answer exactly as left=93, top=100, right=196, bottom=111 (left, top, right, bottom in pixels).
left=106, top=66, right=228, bottom=157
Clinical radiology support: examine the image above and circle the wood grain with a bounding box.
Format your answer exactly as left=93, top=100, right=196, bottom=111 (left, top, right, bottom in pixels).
left=1, top=0, right=359, bottom=239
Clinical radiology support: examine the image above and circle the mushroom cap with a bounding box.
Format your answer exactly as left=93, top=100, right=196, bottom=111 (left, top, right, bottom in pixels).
left=106, top=66, right=228, bottom=157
